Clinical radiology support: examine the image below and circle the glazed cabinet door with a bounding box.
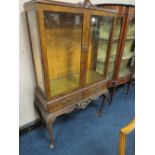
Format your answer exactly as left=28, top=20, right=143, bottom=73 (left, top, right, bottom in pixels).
left=84, top=14, right=114, bottom=85
left=107, top=17, right=123, bottom=80
left=118, top=15, right=135, bottom=78
left=41, top=10, right=84, bottom=97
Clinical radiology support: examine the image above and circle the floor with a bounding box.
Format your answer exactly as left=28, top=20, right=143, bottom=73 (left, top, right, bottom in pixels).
left=20, top=85, right=135, bottom=155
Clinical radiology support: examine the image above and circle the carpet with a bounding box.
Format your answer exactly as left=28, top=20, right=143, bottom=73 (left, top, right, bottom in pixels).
left=20, top=85, right=135, bottom=155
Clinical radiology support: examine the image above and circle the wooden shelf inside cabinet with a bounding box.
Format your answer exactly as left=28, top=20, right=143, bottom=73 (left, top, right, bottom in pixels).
left=126, top=36, right=135, bottom=40
left=122, top=52, right=134, bottom=60
left=99, top=37, right=120, bottom=41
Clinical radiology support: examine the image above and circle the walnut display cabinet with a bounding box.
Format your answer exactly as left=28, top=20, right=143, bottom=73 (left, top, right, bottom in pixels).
left=24, top=0, right=135, bottom=148
left=97, top=4, right=135, bottom=101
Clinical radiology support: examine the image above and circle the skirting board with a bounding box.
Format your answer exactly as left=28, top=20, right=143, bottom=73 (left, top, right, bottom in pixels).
left=19, top=119, right=43, bottom=136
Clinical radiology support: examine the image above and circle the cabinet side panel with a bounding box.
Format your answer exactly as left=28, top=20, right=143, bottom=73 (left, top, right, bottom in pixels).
left=27, top=11, right=45, bottom=93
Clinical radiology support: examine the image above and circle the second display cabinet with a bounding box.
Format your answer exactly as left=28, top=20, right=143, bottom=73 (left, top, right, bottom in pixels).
left=97, top=4, right=135, bottom=101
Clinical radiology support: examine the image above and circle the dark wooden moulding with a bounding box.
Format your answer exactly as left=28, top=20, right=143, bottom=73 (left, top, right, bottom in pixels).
left=24, top=0, right=135, bottom=148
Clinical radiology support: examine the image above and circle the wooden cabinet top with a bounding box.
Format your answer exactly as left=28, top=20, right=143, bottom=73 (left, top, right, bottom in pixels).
left=24, top=0, right=126, bottom=15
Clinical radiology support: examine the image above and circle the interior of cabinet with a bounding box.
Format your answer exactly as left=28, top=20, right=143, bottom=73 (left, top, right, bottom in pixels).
left=86, top=15, right=114, bottom=84
left=50, top=70, right=101, bottom=96
left=107, top=17, right=123, bottom=79
left=119, top=16, right=135, bottom=78
left=44, top=11, right=83, bottom=96
left=95, top=4, right=135, bottom=84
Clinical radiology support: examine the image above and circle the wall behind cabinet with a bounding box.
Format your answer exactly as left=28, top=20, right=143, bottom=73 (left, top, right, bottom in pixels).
left=19, top=0, right=135, bottom=127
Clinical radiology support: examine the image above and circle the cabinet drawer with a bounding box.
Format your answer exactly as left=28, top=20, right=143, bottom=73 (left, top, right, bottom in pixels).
left=83, top=84, right=106, bottom=98
left=48, top=99, right=66, bottom=112
left=65, top=94, right=82, bottom=107
left=48, top=93, right=82, bottom=112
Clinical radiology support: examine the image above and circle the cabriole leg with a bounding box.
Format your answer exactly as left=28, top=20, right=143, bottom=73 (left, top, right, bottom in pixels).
left=47, top=119, right=54, bottom=149
left=124, top=79, right=132, bottom=95
left=98, top=92, right=109, bottom=116
left=110, top=87, right=116, bottom=105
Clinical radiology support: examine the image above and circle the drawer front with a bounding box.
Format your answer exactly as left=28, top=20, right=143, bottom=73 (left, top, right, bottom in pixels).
left=48, top=93, right=82, bottom=112
left=65, top=94, right=82, bottom=107
left=83, top=84, right=106, bottom=98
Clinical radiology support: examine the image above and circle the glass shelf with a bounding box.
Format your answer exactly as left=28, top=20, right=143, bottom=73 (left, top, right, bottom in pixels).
left=113, top=37, right=119, bottom=41
left=119, top=67, right=131, bottom=78
left=122, top=52, right=134, bottom=60
left=126, top=36, right=135, bottom=40
left=99, top=37, right=121, bottom=41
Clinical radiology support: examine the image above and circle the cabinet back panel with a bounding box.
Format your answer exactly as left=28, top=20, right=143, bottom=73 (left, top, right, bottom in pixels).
left=46, top=28, right=82, bottom=80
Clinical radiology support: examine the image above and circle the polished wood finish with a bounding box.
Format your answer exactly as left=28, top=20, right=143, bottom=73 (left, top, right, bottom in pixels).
left=24, top=0, right=134, bottom=148
left=119, top=118, right=135, bottom=155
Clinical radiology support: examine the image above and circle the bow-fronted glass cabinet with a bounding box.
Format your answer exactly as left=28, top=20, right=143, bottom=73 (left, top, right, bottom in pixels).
left=24, top=0, right=126, bottom=148
left=97, top=4, right=135, bottom=101
left=119, top=13, right=135, bottom=79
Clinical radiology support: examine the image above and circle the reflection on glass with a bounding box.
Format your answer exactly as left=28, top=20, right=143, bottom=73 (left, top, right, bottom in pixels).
left=107, top=17, right=123, bottom=79
left=86, top=16, right=114, bottom=84
left=27, top=11, right=45, bottom=92
left=44, top=11, right=83, bottom=96
left=119, top=16, right=135, bottom=78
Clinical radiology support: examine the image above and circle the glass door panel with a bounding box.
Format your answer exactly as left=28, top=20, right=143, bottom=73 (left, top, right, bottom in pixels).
left=126, top=16, right=135, bottom=37
left=119, top=16, right=135, bottom=78
left=86, top=16, right=114, bottom=85
left=107, top=17, right=123, bottom=80
left=43, top=11, right=83, bottom=96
